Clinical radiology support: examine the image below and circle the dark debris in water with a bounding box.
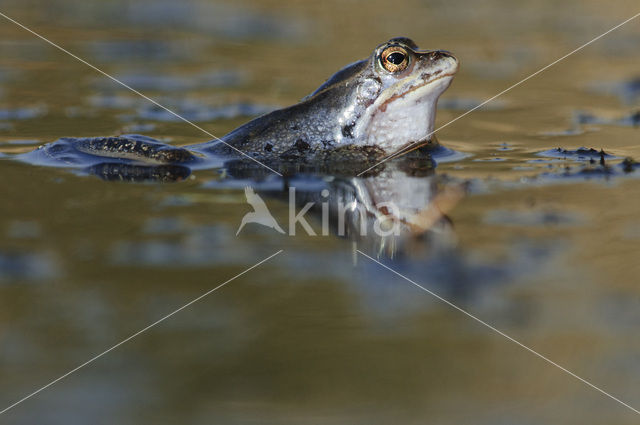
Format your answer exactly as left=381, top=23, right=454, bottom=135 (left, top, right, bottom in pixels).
left=538, top=163, right=617, bottom=181
left=533, top=148, right=640, bottom=180
left=621, top=157, right=640, bottom=173
left=537, top=147, right=614, bottom=162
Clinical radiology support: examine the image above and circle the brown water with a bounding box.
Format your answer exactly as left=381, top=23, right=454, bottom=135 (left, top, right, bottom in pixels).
left=1, top=0, right=639, bottom=424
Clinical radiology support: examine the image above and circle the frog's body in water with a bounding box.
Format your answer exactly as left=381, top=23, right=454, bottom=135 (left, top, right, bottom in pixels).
left=23, top=37, right=458, bottom=167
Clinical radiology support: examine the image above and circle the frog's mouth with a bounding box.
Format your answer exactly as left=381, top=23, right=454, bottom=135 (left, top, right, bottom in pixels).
left=377, top=72, right=456, bottom=115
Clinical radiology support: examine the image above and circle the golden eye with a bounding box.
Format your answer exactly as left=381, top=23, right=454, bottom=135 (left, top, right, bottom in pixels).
left=380, top=46, right=409, bottom=73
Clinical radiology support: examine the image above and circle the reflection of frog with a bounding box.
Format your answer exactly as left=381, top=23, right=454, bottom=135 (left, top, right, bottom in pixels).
left=227, top=160, right=462, bottom=258
left=21, top=37, right=458, bottom=168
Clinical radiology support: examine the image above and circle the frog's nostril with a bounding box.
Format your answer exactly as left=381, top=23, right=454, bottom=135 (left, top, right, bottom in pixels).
left=430, top=50, right=453, bottom=60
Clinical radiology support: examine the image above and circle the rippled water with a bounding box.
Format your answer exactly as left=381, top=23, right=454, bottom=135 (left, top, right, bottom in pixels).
left=1, top=0, right=639, bottom=424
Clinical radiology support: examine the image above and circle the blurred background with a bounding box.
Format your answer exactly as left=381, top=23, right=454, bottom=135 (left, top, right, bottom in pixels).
left=0, top=0, right=639, bottom=424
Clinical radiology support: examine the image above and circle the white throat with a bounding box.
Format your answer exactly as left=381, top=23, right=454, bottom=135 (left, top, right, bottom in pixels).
left=355, top=76, right=453, bottom=154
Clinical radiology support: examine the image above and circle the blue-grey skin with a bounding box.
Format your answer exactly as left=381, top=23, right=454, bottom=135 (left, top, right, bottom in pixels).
left=195, top=37, right=458, bottom=161
left=30, top=37, right=458, bottom=166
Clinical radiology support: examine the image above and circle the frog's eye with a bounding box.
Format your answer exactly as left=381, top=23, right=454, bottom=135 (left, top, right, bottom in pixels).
left=380, top=46, right=409, bottom=73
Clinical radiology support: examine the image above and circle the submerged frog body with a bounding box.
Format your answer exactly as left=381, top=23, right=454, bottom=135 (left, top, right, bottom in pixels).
left=23, top=37, right=458, bottom=167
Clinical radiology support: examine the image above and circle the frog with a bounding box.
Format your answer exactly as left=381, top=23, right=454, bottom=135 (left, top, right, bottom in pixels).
left=21, top=37, right=458, bottom=168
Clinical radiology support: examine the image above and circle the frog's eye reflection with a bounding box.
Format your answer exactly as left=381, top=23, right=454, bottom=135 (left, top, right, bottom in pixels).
left=380, top=46, right=409, bottom=73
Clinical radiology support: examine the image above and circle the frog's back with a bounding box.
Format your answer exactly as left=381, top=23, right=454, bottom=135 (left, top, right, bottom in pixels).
left=197, top=87, right=357, bottom=159
left=195, top=59, right=371, bottom=160
left=17, top=134, right=196, bottom=168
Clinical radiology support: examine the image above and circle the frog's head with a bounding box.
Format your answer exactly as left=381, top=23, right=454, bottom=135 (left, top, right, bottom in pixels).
left=309, top=37, right=458, bottom=156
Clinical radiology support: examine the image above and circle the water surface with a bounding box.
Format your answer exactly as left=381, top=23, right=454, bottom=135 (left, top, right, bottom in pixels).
left=0, top=0, right=639, bottom=424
